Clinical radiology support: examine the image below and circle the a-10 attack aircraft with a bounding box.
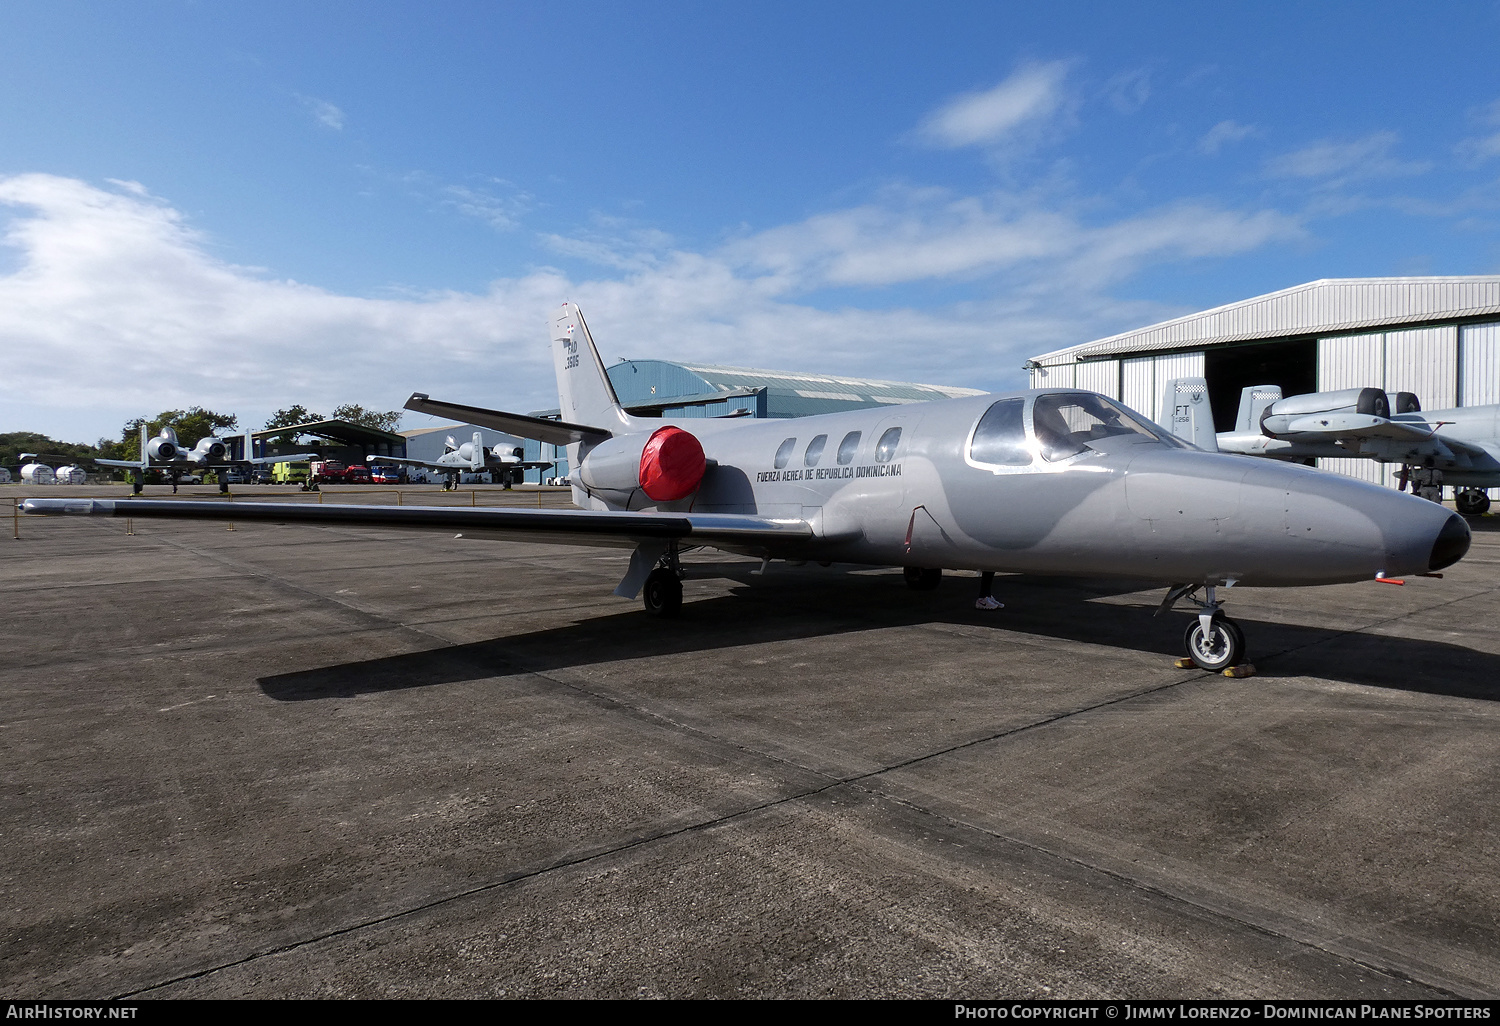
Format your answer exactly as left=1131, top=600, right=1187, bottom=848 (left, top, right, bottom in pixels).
left=367, top=431, right=551, bottom=490
left=25, top=305, right=1472, bottom=672
left=89, top=425, right=316, bottom=493
left=1158, top=378, right=1500, bottom=516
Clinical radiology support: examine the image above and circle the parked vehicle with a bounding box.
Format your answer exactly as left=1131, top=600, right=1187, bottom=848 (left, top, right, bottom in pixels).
left=309, top=461, right=372, bottom=486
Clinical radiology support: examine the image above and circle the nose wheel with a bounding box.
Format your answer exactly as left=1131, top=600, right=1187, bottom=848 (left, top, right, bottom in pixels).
left=1183, top=614, right=1245, bottom=672
left=1159, top=582, right=1248, bottom=672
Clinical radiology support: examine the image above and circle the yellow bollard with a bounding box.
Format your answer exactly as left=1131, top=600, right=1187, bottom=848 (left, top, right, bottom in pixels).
left=471, top=490, right=476, bottom=507
left=397, top=490, right=403, bottom=506
left=12, top=498, right=19, bottom=540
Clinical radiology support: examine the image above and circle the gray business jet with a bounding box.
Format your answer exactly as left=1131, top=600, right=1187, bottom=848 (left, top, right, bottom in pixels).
left=24, top=305, right=1471, bottom=672
left=368, top=431, right=551, bottom=490
left=1161, top=378, right=1500, bottom=516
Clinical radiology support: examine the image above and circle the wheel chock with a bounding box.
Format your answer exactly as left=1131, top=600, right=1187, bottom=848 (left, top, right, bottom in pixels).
left=1222, top=663, right=1256, bottom=678
left=1173, top=657, right=1197, bottom=669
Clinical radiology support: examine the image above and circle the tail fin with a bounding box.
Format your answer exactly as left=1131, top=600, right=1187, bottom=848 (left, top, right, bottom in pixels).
left=1158, top=377, right=1218, bottom=451
left=1234, top=385, right=1282, bottom=434
left=243, top=428, right=255, bottom=462
left=471, top=431, right=484, bottom=471
left=551, top=304, right=636, bottom=432
left=140, top=422, right=150, bottom=467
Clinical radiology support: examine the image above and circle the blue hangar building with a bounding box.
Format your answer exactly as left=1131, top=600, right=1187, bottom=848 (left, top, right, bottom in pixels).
left=522, top=359, right=985, bottom=483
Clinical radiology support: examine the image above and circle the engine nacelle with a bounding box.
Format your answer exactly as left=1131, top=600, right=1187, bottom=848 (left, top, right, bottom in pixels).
left=147, top=428, right=180, bottom=461
left=197, top=439, right=227, bottom=462
left=1261, top=387, right=1388, bottom=436
left=577, top=426, right=706, bottom=504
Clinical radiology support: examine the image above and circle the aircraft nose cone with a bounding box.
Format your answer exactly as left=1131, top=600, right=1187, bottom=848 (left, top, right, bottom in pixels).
left=1430, top=512, right=1471, bottom=571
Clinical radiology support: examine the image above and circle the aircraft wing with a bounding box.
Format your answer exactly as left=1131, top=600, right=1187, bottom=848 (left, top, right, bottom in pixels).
left=242, top=452, right=317, bottom=466
left=95, top=458, right=147, bottom=469
left=20, top=498, right=814, bottom=553
left=364, top=455, right=453, bottom=472
left=1275, top=413, right=1442, bottom=442
left=404, top=393, right=609, bottom=446
left=486, top=457, right=554, bottom=471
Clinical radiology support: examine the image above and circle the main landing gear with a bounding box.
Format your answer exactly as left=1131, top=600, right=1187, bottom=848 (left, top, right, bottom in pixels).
left=1158, top=582, right=1246, bottom=672
left=903, top=566, right=942, bottom=591
left=642, top=547, right=684, bottom=617
left=1456, top=489, right=1491, bottom=516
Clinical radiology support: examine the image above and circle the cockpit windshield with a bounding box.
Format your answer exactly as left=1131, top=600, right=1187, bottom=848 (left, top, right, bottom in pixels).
left=1032, top=392, right=1178, bottom=462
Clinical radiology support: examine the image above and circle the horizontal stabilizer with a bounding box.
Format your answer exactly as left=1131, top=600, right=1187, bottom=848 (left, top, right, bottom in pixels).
left=404, top=393, right=610, bottom=447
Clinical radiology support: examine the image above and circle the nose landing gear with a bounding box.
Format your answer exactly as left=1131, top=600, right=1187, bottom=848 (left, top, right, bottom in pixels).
left=1158, top=582, right=1247, bottom=672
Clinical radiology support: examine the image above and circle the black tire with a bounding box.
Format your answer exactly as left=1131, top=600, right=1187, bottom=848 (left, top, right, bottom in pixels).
left=642, top=568, right=683, bottom=618
left=903, top=566, right=942, bottom=591
left=1456, top=489, right=1491, bottom=516
left=1183, top=615, right=1246, bottom=672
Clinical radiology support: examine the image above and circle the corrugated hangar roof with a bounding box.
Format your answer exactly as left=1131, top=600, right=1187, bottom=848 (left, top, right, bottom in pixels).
left=1031, top=276, right=1500, bottom=365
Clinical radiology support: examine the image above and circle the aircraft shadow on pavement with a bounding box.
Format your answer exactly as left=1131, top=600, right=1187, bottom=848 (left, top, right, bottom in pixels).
left=258, top=562, right=1500, bottom=704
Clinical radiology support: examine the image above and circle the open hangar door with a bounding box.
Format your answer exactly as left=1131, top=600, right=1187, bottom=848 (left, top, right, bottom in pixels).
left=1203, top=338, right=1318, bottom=433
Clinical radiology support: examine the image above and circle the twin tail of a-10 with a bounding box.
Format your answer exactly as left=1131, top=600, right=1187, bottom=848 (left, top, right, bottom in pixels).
left=24, top=304, right=1471, bottom=672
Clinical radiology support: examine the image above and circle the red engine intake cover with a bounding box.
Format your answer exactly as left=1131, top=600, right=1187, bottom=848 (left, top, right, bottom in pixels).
left=639, top=426, right=706, bottom=502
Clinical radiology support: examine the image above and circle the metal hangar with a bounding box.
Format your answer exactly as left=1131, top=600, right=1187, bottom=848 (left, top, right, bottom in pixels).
left=1026, top=276, right=1500, bottom=495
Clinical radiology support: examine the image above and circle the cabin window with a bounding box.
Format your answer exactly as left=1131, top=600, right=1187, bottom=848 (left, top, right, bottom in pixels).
left=836, top=431, right=861, bottom=465
left=874, top=427, right=902, bottom=463
left=804, top=434, right=828, bottom=466
left=969, top=399, right=1031, bottom=466
left=774, top=437, right=797, bottom=469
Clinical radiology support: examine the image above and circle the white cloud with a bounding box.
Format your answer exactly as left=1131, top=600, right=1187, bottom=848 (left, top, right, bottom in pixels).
left=1198, top=120, right=1257, bottom=155
left=442, top=180, right=532, bottom=231
left=723, top=187, right=1301, bottom=291
left=0, top=174, right=1299, bottom=443
left=1457, top=99, right=1500, bottom=164
left=1264, top=131, right=1431, bottom=183
left=1104, top=68, right=1151, bottom=115
left=917, top=62, right=1072, bottom=149
left=298, top=95, right=346, bottom=130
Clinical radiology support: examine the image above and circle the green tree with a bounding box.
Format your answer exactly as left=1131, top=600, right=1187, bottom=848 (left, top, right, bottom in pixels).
left=331, top=403, right=402, bottom=433
left=263, top=405, right=324, bottom=447
left=0, top=432, right=102, bottom=469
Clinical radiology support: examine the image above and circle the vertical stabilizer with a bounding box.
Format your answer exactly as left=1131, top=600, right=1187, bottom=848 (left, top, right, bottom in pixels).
left=551, top=304, right=636, bottom=432
left=139, top=422, right=150, bottom=468
left=1159, top=378, right=1218, bottom=451
left=471, top=431, right=484, bottom=471
left=1235, top=385, right=1282, bottom=434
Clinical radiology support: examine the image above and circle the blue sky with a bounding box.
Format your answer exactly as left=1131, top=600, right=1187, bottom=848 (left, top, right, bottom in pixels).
left=3, top=0, right=1500, bottom=442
